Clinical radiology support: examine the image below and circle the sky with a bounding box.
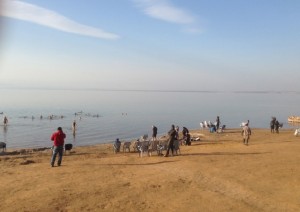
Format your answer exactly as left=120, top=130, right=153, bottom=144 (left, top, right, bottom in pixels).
left=0, top=0, right=300, bottom=91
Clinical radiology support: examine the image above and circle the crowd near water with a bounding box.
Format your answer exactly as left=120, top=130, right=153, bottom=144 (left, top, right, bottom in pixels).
left=1, top=89, right=300, bottom=149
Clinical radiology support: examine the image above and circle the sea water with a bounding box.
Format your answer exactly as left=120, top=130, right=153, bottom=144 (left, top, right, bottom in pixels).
left=1, top=89, right=300, bottom=148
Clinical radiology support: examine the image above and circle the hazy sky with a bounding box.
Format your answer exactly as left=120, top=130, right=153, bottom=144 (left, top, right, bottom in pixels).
left=0, top=0, right=299, bottom=91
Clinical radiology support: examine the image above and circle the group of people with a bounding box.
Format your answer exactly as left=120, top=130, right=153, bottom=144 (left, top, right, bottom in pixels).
left=200, top=116, right=223, bottom=133
left=50, top=115, right=288, bottom=167
left=240, top=116, right=284, bottom=146
left=270, top=117, right=282, bottom=133
left=163, top=125, right=191, bottom=157
left=113, top=124, right=192, bottom=157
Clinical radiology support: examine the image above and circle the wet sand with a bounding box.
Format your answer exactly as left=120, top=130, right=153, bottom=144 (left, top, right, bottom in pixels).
left=1, top=128, right=300, bottom=211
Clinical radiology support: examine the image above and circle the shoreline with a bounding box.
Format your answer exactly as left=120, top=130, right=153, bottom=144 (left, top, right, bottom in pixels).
left=0, top=127, right=297, bottom=153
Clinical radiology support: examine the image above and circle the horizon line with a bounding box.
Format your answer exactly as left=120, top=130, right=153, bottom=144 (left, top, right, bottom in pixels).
left=0, top=87, right=299, bottom=94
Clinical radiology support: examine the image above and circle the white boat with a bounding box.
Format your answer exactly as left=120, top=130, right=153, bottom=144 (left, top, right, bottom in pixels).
left=288, top=116, right=300, bottom=123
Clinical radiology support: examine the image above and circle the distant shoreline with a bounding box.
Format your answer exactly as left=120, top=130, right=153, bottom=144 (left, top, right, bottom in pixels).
left=1, top=128, right=297, bottom=153
left=1, top=87, right=300, bottom=94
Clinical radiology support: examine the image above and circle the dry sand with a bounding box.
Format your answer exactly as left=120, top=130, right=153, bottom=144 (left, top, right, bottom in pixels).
left=1, top=128, right=300, bottom=212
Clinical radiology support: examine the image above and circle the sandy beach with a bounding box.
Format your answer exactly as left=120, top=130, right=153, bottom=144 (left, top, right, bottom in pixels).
left=1, top=128, right=300, bottom=211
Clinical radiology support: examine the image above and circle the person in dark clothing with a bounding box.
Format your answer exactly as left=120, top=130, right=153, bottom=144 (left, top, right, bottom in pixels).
left=270, top=117, right=276, bottom=133
left=114, top=138, right=121, bottom=152
left=274, top=120, right=280, bottom=133
left=152, top=125, right=158, bottom=141
left=164, top=125, right=176, bottom=157
left=185, top=133, right=191, bottom=146
left=50, top=127, right=66, bottom=167
left=216, top=116, right=220, bottom=131
left=182, top=127, right=190, bottom=145
left=182, top=127, right=189, bottom=137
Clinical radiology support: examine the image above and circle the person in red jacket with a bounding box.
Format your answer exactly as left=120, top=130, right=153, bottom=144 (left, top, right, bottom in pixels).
left=50, top=127, right=66, bottom=167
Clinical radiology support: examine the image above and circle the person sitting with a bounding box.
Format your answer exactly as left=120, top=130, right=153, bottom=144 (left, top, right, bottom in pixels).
left=210, top=125, right=216, bottom=133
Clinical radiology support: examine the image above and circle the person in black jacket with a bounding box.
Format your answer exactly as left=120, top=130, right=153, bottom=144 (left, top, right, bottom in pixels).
left=270, top=117, right=276, bottom=133
left=185, top=133, right=191, bottom=146
left=182, top=127, right=189, bottom=137
left=274, top=120, right=282, bottom=133
left=114, top=138, right=121, bottom=153
left=152, top=125, right=158, bottom=141
left=216, top=116, right=220, bottom=131
left=164, top=125, right=176, bottom=157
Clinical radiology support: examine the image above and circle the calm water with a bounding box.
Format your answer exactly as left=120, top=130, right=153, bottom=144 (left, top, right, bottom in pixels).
left=1, top=89, right=300, bottom=148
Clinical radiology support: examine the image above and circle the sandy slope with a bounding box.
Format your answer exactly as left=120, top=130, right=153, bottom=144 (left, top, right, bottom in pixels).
left=1, top=128, right=300, bottom=212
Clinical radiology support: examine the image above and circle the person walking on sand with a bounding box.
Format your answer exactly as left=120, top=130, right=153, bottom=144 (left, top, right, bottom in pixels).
left=152, top=125, right=158, bottom=141
left=241, top=123, right=251, bottom=145
left=270, top=117, right=276, bottom=133
left=164, top=125, right=176, bottom=157
left=274, top=120, right=281, bottom=133
left=50, top=127, right=66, bottom=167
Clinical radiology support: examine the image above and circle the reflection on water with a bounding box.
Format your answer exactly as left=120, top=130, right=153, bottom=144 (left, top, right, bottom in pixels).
left=288, top=122, right=300, bottom=127
left=3, top=125, right=7, bottom=143
left=72, top=131, right=76, bottom=144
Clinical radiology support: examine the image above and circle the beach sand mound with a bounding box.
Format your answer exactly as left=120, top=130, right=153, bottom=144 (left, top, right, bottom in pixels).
left=1, top=128, right=300, bottom=211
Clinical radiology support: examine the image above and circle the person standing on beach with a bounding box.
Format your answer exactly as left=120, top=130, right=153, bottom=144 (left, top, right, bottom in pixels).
left=182, top=127, right=189, bottom=137
left=241, top=123, right=251, bottom=145
left=216, top=116, right=220, bottom=131
left=50, top=127, right=66, bottom=167
left=182, top=127, right=190, bottom=145
left=114, top=138, right=121, bottom=153
left=270, top=117, right=276, bottom=133
left=274, top=120, right=281, bottom=133
left=152, top=125, right=157, bottom=141
left=164, top=125, right=176, bottom=157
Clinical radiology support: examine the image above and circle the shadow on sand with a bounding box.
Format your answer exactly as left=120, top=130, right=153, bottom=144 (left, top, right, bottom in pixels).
left=100, top=160, right=178, bottom=166
left=180, top=151, right=271, bottom=157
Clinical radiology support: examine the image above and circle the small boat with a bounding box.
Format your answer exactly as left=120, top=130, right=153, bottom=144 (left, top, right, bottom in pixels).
left=288, top=116, right=300, bottom=123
